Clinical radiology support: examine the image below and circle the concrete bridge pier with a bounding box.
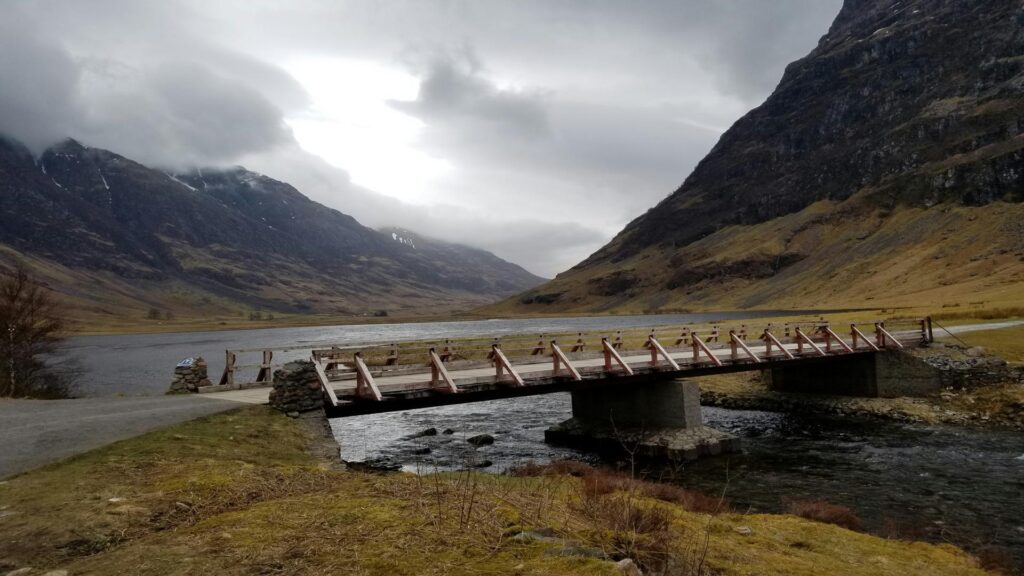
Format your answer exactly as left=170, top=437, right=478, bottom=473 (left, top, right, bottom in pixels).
left=545, top=380, right=740, bottom=462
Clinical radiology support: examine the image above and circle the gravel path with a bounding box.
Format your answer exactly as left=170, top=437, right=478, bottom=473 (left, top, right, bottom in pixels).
left=941, top=320, right=1024, bottom=334
left=0, top=395, right=242, bottom=479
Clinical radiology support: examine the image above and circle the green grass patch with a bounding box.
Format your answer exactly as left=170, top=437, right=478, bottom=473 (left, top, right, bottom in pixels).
left=0, top=406, right=996, bottom=575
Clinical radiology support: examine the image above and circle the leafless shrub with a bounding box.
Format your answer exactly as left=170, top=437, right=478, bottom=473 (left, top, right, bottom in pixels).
left=513, top=460, right=730, bottom=515
left=0, top=265, right=77, bottom=398
left=975, top=545, right=1017, bottom=575
left=784, top=498, right=862, bottom=531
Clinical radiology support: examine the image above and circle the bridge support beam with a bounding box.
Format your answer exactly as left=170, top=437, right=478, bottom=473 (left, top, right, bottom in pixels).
left=545, top=380, right=739, bottom=462
left=766, top=351, right=943, bottom=398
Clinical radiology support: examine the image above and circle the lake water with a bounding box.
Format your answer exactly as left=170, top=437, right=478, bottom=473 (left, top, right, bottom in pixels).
left=62, top=311, right=822, bottom=397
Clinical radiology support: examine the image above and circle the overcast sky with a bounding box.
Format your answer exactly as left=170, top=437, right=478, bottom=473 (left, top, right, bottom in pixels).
left=0, top=0, right=842, bottom=276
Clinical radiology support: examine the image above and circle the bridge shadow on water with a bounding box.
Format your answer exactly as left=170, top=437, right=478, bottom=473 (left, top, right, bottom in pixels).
left=329, top=393, right=1024, bottom=570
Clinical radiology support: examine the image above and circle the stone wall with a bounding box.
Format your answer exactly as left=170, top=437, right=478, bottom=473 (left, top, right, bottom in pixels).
left=269, top=360, right=324, bottom=413
left=916, top=345, right=1024, bottom=389
left=167, top=357, right=210, bottom=394
left=766, top=345, right=1024, bottom=399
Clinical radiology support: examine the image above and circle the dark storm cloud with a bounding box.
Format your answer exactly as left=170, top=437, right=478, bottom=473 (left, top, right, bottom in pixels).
left=0, top=1, right=300, bottom=163
left=0, top=10, right=81, bottom=153
left=77, top=61, right=294, bottom=165
left=0, top=0, right=844, bottom=275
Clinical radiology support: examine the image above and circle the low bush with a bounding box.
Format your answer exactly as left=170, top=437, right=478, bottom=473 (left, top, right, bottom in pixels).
left=784, top=498, right=863, bottom=531
left=512, top=460, right=729, bottom=514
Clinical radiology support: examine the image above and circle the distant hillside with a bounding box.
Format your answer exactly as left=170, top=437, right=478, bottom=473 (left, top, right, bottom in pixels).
left=0, top=136, right=544, bottom=327
left=492, top=0, right=1024, bottom=316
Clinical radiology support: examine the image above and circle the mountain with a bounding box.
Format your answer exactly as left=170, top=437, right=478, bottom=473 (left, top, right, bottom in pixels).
left=493, top=0, right=1024, bottom=315
left=0, top=136, right=544, bottom=326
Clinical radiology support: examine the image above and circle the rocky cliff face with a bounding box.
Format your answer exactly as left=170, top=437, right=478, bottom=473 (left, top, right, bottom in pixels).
left=0, top=136, right=544, bottom=320
left=498, top=0, right=1024, bottom=314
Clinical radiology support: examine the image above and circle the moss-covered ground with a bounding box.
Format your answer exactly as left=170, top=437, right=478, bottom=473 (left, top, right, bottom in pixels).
left=0, top=406, right=994, bottom=575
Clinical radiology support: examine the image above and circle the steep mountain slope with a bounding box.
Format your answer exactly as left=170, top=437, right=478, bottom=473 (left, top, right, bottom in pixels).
left=0, top=136, right=544, bottom=325
left=496, top=0, right=1024, bottom=315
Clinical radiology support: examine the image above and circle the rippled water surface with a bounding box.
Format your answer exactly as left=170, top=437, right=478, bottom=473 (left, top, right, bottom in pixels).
left=62, top=311, right=818, bottom=396
left=330, top=394, right=1024, bottom=567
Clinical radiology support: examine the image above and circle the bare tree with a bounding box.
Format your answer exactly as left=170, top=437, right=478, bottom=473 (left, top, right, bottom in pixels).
left=0, top=265, right=76, bottom=398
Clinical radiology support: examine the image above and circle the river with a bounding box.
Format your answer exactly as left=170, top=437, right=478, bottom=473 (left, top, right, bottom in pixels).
left=330, top=394, right=1024, bottom=568
left=61, top=314, right=1024, bottom=567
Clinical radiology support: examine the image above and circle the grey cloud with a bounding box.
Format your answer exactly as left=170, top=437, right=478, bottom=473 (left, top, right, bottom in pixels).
left=242, top=144, right=604, bottom=276
left=391, top=48, right=550, bottom=137
left=0, top=0, right=845, bottom=275
left=77, top=61, right=295, bottom=166
left=0, top=1, right=301, bottom=164
left=0, top=9, right=81, bottom=154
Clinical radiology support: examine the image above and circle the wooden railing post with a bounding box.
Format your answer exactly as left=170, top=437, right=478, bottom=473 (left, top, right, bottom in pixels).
left=730, top=332, right=763, bottom=363
left=531, top=335, right=546, bottom=356
left=602, top=338, right=634, bottom=375
left=492, top=345, right=525, bottom=386
left=256, top=349, right=273, bottom=383
left=795, top=327, right=826, bottom=356
left=612, top=330, right=624, bottom=350
left=551, top=341, right=582, bottom=381
left=729, top=330, right=739, bottom=361
left=763, top=329, right=795, bottom=360
left=353, top=352, right=383, bottom=401
left=648, top=336, right=680, bottom=370
left=429, top=348, right=458, bottom=393
left=311, top=355, right=339, bottom=407
left=851, top=324, right=880, bottom=351
left=219, top=350, right=236, bottom=386
left=571, top=333, right=586, bottom=353
left=692, top=333, right=724, bottom=367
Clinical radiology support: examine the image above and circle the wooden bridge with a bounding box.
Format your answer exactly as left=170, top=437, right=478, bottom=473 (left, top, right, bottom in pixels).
left=274, top=318, right=932, bottom=417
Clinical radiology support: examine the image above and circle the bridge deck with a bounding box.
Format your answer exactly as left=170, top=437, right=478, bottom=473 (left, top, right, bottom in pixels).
left=203, top=319, right=928, bottom=416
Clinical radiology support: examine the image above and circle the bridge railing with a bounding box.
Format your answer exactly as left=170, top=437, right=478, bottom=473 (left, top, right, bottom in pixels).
left=211, top=317, right=932, bottom=392
left=313, top=317, right=932, bottom=376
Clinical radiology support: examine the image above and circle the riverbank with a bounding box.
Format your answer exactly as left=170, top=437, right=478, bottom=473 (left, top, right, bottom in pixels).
left=0, top=406, right=997, bottom=575
left=701, top=375, right=1024, bottom=430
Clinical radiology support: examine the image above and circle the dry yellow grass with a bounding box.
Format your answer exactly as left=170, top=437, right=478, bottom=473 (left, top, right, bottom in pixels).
left=0, top=407, right=995, bottom=575
left=487, top=200, right=1024, bottom=321
left=938, top=325, right=1024, bottom=363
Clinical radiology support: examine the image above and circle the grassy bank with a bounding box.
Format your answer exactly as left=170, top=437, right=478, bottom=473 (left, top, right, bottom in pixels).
left=937, top=325, right=1024, bottom=363
left=698, top=372, right=1024, bottom=431
left=0, top=406, right=994, bottom=575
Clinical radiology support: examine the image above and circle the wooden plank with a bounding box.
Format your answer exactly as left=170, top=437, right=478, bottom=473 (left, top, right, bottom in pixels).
left=429, top=349, right=459, bottom=393
left=691, top=334, right=724, bottom=367
left=219, top=350, right=235, bottom=386
left=491, top=345, right=525, bottom=387
left=551, top=342, right=583, bottom=381
left=648, top=336, right=680, bottom=370
left=822, top=327, right=854, bottom=353
left=763, top=329, right=796, bottom=360
left=850, top=324, right=880, bottom=351
left=730, top=332, right=762, bottom=363
left=602, top=338, right=635, bottom=375
left=353, top=353, right=384, bottom=401
left=876, top=324, right=905, bottom=349
left=795, top=328, right=827, bottom=356
left=312, top=357, right=340, bottom=407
